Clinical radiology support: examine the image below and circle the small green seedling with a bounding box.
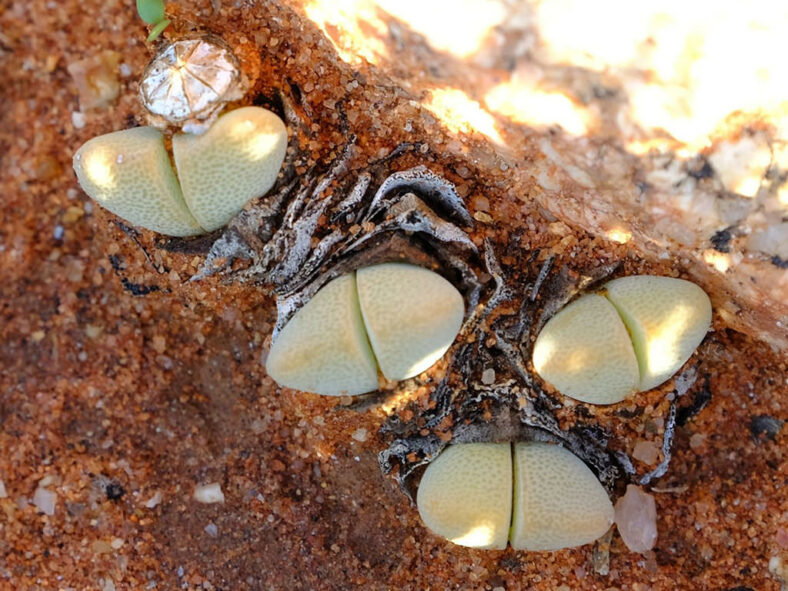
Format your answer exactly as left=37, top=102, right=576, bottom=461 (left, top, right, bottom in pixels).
left=532, top=276, right=712, bottom=405
left=136, top=0, right=171, bottom=42
left=72, top=107, right=288, bottom=236
left=416, top=442, right=614, bottom=551
left=265, top=263, right=465, bottom=396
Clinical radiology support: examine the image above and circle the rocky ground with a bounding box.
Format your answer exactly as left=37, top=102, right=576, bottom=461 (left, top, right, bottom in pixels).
left=1, top=1, right=786, bottom=589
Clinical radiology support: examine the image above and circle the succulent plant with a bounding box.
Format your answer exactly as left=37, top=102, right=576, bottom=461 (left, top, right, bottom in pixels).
left=265, top=263, right=464, bottom=396
left=72, top=107, right=287, bottom=236
left=135, top=0, right=170, bottom=42
left=532, top=276, right=711, bottom=404
left=416, top=442, right=614, bottom=551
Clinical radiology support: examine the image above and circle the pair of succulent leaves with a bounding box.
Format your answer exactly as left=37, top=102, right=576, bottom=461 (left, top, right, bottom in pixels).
left=72, top=107, right=287, bottom=237
left=533, top=275, right=712, bottom=405
left=266, top=263, right=465, bottom=396
left=417, top=441, right=615, bottom=551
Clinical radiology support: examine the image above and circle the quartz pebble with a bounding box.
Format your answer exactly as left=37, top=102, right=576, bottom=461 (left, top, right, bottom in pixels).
left=632, top=440, right=660, bottom=465
left=71, top=111, right=86, bottom=129
left=33, top=487, right=57, bottom=515
left=614, top=484, right=658, bottom=552
left=689, top=432, right=706, bottom=450
left=0, top=479, right=6, bottom=498
left=66, top=50, right=121, bottom=110
left=193, top=482, right=225, bottom=504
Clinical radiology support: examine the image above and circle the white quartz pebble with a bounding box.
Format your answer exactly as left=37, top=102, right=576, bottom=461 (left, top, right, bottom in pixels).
left=33, top=487, right=57, bottom=516
left=193, top=482, right=225, bottom=504
left=614, top=484, right=658, bottom=553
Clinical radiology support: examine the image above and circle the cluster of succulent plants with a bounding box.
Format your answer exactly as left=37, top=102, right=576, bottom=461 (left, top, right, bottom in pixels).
left=72, top=34, right=715, bottom=557
left=266, top=256, right=710, bottom=551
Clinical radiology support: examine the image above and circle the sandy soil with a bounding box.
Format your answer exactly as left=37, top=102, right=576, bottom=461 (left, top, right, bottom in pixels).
left=1, top=1, right=786, bottom=590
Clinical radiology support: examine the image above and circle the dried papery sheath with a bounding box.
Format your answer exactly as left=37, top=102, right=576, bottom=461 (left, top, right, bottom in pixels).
left=140, top=35, right=243, bottom=131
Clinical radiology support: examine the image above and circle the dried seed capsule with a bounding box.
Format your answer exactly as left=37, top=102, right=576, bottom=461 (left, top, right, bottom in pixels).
left=510, top=442, right=614, bottom=551
left=603, top=276, right=712, bottom=391
left=266, top=264, right=464, bottom=396
left=416, top=443, right=512, bottom=550
left=72, top=127, right=202, bottom=237
left=356, top=263, right=464, bottom=381
left=532, top=276, right=711, bottom=405
left=265, top=274, right=379, bottom=397
left=172, top=107, right=287, bottom=232
left=139, top=36, right=242, bottom=127
left=532, top=294, right=640, bottom=405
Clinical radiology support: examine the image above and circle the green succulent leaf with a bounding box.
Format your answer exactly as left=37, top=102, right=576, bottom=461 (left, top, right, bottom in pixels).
left=136, top=0, right=165, bottom=25
left=146, top=18, right=171, bottom=42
